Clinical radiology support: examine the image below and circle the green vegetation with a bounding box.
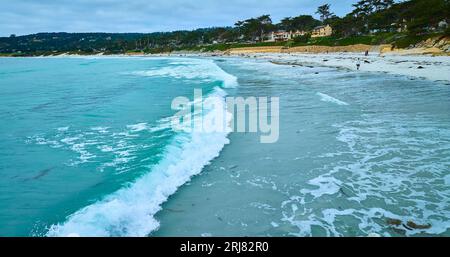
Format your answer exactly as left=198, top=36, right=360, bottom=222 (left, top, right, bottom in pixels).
left=177, top=31, right=446, bottom=53
left=445, top=27, right=450, bottom=36
left=279, top=16, right=321, bottom=32
left=307, top=36, right=373, bottom=46
left=0, top=0, right=448, bottom=56
left=169, top=41, right=288, bottom=53
left=392, top=33, right=443, bottom=48
left=293, top=34, right=311, bottom=44
left=316, top=4, right=334, bottom=22
left=305, top=33, right=396, bottom=46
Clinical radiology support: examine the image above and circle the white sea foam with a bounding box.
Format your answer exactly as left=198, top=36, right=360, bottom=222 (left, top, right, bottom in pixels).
left=317, top=92, right=349, bottom=106
left=251, top=202, right=277, bottom=211
left=47, top=92, right=231, bottom=237
left=301, top=175, right=341, bottom=198
left=57, top=126, right=70, bottom=132
left=281, top=114, right=450, bottom=236
left=28, top=136, right=63, bottom=148
left=445, top=174, right=450, bottom=185
left=132, top=58, right=238, bottom=88
left=60, top=136, right=80, bottom=144
left=126, top=123, right=148, bottom=132
left=46, top=59, right=236, bottom=237
left=98, top=145, right=114, bottom=152
left=90, top=126, right=109, bottom=133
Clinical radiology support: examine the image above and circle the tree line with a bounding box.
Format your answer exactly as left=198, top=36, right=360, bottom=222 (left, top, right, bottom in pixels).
left=0, top=0, right=448, bottom=55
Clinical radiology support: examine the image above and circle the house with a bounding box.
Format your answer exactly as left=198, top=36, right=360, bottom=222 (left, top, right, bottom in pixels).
left=265, top=30, right=307, bottom=42
left=291, top=30, right=308, bottom=38
left=311, top=25, right=333, bottom=38
left=267, top=31, right=290, bottom=42
left=391, top=19, right=408, bottom=33
left=438, top=20, right=448, bottom=29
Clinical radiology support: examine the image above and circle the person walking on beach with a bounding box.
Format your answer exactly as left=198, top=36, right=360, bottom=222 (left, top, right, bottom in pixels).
left=356, top=58, right=361, bottom=70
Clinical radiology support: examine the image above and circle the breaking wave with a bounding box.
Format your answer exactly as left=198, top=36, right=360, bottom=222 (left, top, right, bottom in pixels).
left=46, top=59, right=235, bottom=237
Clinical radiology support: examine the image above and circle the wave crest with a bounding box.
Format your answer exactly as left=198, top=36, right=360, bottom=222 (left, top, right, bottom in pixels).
left=132, top=58, right=238, bottom=88
left=47, top=59, right=236, bottom=237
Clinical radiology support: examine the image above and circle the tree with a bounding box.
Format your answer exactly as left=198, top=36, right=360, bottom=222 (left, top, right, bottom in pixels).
left=403, top=0, right=450, bottom=35
left=373, top=0, right=395, bottom=11
left=316, top=4, right=334, bottom=22
left=352, top=0, right=373, bottom=17
left=328, top=14, right=360, bottom=37
left=234, top=20, right=245, bottom=39
left=351, top=0, right=376, bottom=33
left=235, top=15, right=273, bottom=42
left=291, top=15, right=322, bottom=31
left=234, top=20, right=244, bottom=30
left=280, top=17, right=294, bottom=31
left=257, top=15, right=274, bottom=41
left=368, top=7, right=397, bottom=32
left=279, top=15, right=321, bottom=31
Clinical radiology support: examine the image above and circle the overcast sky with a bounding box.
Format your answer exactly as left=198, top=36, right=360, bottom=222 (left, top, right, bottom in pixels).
left=0, top=0, right=359, bottom=36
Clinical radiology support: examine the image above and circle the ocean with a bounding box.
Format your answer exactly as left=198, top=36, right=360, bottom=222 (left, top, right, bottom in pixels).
left=0, top=56, right=449, bottom=237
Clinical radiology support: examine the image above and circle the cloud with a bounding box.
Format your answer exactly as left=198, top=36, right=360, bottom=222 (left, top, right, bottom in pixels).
left=0, top=0, right=358, bottom=36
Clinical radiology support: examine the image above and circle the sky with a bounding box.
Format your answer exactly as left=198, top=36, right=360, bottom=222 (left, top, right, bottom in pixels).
left=0, top=0, right=359, bottom=36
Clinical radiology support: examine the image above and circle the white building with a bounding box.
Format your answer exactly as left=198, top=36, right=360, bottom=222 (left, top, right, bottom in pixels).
left=438, top=20, right=448, bottom=29
left=265, top=30, right=307, bottom=42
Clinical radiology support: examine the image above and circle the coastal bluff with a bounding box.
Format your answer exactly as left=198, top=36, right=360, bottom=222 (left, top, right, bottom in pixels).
left=225, top=36, right=450, bottom=55
left=225, top=44, right=391, bottom=54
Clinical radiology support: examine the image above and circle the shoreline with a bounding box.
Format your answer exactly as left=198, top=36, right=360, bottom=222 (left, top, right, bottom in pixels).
left=2, top=50, right=449, bottom=82
left=154, top=55, right=450, bottom=237
left=232, top=52, right=450, bottom=82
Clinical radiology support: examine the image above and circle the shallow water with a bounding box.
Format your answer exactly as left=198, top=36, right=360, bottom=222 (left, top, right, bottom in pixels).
left=0, top=57, right=232, bottom=236
left=155, top=58, right=450, bottom=237
left=0, top=56, right=449, bottom=237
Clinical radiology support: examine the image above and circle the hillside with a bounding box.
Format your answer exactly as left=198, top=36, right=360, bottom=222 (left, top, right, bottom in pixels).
left=0, top=0, right=448, bottom=56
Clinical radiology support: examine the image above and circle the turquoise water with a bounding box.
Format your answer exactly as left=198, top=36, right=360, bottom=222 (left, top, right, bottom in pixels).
left=0, top=57, right=234, bottom=236
left=0, top=56, right=449, bottom=237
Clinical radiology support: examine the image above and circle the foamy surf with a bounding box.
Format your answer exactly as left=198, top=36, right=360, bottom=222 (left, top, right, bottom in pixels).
left=132, top=58, right=238, bottom=88
left=46, top=59, right=236, bottom=237
left=317, top=92, right=349, bottom=106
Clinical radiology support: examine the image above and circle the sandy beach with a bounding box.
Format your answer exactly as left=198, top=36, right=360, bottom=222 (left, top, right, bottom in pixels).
left=222, top=52, right=450, bottom=82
